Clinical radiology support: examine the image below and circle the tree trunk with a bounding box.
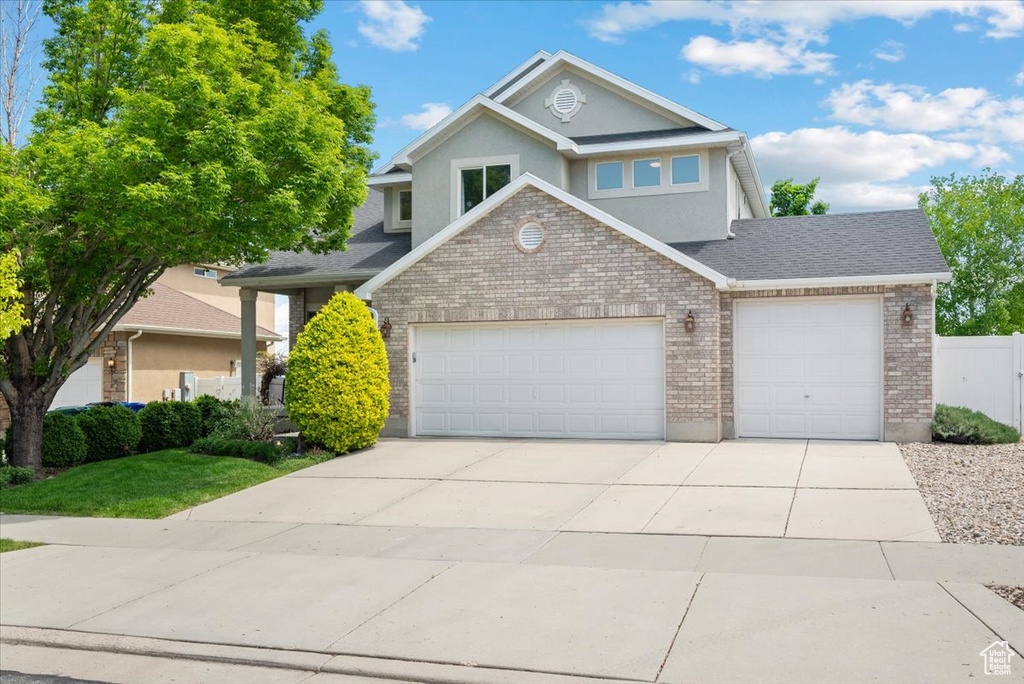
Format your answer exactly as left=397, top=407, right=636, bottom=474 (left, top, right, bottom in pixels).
left=6, top=393, right=46, bottom=470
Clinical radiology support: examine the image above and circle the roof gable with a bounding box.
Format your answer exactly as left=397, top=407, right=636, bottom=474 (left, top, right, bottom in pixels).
left=354, top=174, right=728, bottom=300
left=116, top=283, right=281, bottom=341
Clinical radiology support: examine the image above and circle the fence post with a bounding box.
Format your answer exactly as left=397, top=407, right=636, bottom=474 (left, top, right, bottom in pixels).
left=1014, top=332, right=1022, bottom=432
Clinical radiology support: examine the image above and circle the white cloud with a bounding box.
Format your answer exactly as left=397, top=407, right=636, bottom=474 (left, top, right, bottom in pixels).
left=683, top=69, right=701, bottom=84
left=584, top=1, right=1024, bottom=43
left=274, top=295, right=289, bottom=356
left=872, top=40, right=905, bottom=62
left=358, top=0, right=430, bottom=52
left=825, top=81, right=1024, bottom=145
left=954, top=22, right=975, bottom=32
left=816, top=181, right=932, bottom=211
left=681, top=36, right=835, bottom=77
left=1016, top=69, right=1024, bottom=86
left=399, top=102, right=452, bottom=130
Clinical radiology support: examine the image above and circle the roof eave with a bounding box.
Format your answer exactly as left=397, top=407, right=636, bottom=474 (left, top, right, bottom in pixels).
left=219, top=271, right=382, bottom=291
left=112, top=323, right=284, bottom=342
left=719, top=272, right=952, bottom=292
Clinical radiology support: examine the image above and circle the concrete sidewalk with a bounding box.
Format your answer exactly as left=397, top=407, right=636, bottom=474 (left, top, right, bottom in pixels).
left=2, top=514, right=1022, bottom=683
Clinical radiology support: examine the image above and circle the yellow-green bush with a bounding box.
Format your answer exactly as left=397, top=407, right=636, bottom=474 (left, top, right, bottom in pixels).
left=286, top=292, right=390, bottom=453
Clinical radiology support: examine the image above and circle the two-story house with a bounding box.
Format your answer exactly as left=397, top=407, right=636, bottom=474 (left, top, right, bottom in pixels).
left=223, top=51, right=950, bottom=443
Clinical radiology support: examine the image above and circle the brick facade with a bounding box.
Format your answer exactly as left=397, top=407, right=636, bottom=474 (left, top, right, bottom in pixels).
left=288, top=290, right=306, bottom=351
left=101, top=332, right=130, bottom=402
left=372, top=186, right=723, bottom=441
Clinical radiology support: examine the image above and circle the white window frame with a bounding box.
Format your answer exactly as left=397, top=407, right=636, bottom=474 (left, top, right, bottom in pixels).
left=393, top=188, right=413, bottom=231
left=670, top=154, right=701, bottom=187
left=587, top=149, right=708, bottom=200
left=193, top=267, right=218, bottom=279
left=632, top=157, right=663, bottom=189
left=595, top=161, right=624, bottom=191
left=450, top=154, right=520, bottom=221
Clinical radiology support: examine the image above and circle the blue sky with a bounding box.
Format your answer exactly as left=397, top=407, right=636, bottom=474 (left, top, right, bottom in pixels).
left=308, top=0, right=1023, bottom=214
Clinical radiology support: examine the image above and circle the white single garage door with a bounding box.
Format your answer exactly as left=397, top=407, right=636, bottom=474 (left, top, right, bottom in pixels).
left=735, top=298, right=881, bottom=440
left=51, top=358, right=103, bottom=409
left=413, top=320, right=664, bottom=439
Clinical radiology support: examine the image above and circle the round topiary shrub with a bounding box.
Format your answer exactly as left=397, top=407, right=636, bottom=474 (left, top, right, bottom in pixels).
left=138, top=401, right=202, bottom=452
left=76, top=405, right=143, bottom=462
left=286, top=291, right=390, bottom=453
left=41, top=413, right=88, bottom=468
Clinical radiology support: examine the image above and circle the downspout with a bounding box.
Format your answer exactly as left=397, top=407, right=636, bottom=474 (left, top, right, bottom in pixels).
left=725, top=145, right=746, bottom=239
left=126, top=330, right=143, bottom=402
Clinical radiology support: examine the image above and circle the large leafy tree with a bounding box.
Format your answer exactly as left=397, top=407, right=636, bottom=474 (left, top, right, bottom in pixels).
left=770, top=177, right=829, bottom=216
left=0, top=250, right=28, bottom=340
left=920, top=170, right=1024, bottom=336
left=1, top=0, right=375, bottom=469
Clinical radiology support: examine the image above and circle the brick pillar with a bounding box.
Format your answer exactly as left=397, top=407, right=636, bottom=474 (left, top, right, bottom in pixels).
left=288, top=290, right=306, bottom=350
left=102, top=332, right=129, bottom=401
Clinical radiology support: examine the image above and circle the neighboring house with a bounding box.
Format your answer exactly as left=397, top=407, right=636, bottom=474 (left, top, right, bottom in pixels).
left=2, top=265, right=279, bottom=422
left=223, top=50, right=950, bottom=443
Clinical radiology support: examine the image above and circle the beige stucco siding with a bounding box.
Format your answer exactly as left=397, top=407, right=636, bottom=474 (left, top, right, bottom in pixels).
left=157, top=264, right=275, bottom=332
left=130, top=333, right=269, bottom=403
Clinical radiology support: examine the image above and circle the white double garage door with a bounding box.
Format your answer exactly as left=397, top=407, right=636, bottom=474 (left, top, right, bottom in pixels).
left=411, top=297, right=882, bottom=441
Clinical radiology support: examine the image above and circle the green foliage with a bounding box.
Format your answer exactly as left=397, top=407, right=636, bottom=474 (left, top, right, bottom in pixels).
left=138, top=401, right=201, bottom=452
left=191, top=436, right=280, bottom=463
left=1, top=0, right=375, bottom=470
left=213, top=396, right=278, bottom=442
left=257, top=352, right=287, bottom=405
left=0, top=539, right=45, bottom=553
left=41, top=413, right=88, bottom=468
left=0, top=250, right=28, bottom=341
left=0, top=448, right=323, bottom=518
left=919, top=170, right=1024, bottom=335
left=192, top=395, right=236, bottom=437
left=932, top=404, right=1021, bottom=445
left=1, top=466, right=36, bottom=487
left=286, top=292, right=389, bottom=453
left=770, top=178, right=829, bottom=217
left=75, top=405, right=142, bottom=462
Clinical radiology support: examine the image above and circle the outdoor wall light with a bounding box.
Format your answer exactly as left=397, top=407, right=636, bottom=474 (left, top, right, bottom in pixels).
left=106, top=358, right=116, bottom=369
left=684, top=310, right=696, bottom=333
left=379, top=317, right=392, bottom=340
left=902, top=303, right=913, bottom=327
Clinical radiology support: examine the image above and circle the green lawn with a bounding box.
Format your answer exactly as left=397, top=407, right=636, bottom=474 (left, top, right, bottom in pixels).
left=0, top=449, right=322, bottom=518
left=0, top=538, right=45, bottom=553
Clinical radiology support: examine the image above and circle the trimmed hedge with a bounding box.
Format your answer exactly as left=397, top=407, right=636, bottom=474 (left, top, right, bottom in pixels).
left=41, top=413, right=88, bottom=467
left=0, top=465, right=35, bottom=486
left=76, top=405, right=142, bottom=462
left=286, top=292, right=389, bottom=454
left=138, top=401, right=202, bottom=452
left=932, top=404, right=1021, bottom=445
left=193, top=395, right=236, bottom=437
left=190, top=436, right=280, bottom=463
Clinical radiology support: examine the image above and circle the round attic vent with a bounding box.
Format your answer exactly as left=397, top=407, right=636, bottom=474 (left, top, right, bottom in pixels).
left=552, top=88, right=578, bottom=114
left=516, top=222, right=546, bottom=252
left=544, top=79, right=586, bottom=123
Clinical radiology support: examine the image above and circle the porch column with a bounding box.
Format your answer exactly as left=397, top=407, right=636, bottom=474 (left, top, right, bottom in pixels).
left=240, top=288, right=258, bottom=399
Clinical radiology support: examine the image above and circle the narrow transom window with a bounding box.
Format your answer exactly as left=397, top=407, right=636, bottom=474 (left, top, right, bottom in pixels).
left=595, top=161, right=623, bottom=190
left=398, top=189, right=412, bottom=222
left=461, top=164, right=511, bottom=214
left=633, top=158, right=661, bottom=188
left=671, top=155, right=700, bottom=185
left=193, top=267, right=217, bottom=279
left=516, top=222, right=545, bottom=252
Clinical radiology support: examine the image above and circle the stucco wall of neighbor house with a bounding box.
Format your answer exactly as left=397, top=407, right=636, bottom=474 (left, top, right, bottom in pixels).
left=158, top=264, right=276, bottom=333
left=410, top=113, right=566, bottom=247
left=508, top=68, right=691, bottom=137
left=371, top=185, right=723, bottom=442
left=567, top=147, right=729, bottom=243
left=130, top=333, right=268, bottom=403
left=719, top=284, right=936, bottom=442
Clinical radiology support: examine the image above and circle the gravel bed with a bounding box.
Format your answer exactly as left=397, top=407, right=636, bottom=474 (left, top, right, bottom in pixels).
left=988, top=585, right=1024, bottom=611
left=900, top=441, right=1023, bottom=545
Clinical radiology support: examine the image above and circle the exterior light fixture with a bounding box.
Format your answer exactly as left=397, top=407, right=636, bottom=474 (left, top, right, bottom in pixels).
left=379, top=317, right=392, bottom=340
left=106, top=358, right=116, bottom=369
left=902, top=304, right=913, bottom=327
left=684, top=310, right=696, bottom=333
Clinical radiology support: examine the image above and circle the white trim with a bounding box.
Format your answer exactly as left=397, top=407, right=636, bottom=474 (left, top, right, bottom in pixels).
left=722, top=272, right=953, bottom=292
left=355, top=173, right=729, bottom=300
left=483, top=50, right=551, bottom=98
left=449, top=154, right=520, bottom=222
left=373, top=96, right=577, bottom=173
left=394, top=188, right=413, bottom=230
left=366, top=172, right=412, bottom=187
left=576, top=130, right=741, bottom=157
left=493, top=51, right=727, bottom=132
left=587, top=150, right=708, bottom=200
left=112, top=324, right=283, bottom=342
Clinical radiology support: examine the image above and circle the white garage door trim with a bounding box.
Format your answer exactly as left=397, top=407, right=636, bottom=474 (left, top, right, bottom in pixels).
left=734, top=295, right=883, bottom=441
left=409, top=318, right=665, bottom=440
left=51, top=358, right=104, bottom=409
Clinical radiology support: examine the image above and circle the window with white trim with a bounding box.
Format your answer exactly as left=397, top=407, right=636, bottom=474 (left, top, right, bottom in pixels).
left=671, top=155, right=700, bottom=185
left=588, top=150, right=708, bottom=200
left=633, top=158, right=662, bottom=188
left=460, top=164, right=511, bottom=214
left=193, top=267, right=218, bottom=279
left=398, top=189, right=412, bottom=222
left=595, top=161, right=623, bottom=190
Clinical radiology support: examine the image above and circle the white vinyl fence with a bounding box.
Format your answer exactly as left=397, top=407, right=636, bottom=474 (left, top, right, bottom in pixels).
left=934, top=333, right=1023, bottom=431
left=187, top=375, right=285, bottom=405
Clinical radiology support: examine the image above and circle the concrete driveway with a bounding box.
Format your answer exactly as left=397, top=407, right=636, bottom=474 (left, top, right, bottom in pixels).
left=172, top=438, right=940, bottom=542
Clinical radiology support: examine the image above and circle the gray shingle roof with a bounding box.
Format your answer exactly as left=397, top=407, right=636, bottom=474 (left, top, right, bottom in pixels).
left=571, top=126, right=715, bottom=146
left=671, top=209, right=949, bottom=281
left=222, top=190, right=410, bottom=284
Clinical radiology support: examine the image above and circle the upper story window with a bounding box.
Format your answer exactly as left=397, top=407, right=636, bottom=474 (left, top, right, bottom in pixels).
left=633, top=159, right=662, bottom=188
left=398, top=190, right=413, bottom=222
left=595, top=162, right=623, bottom=190
left=460, top=163, right=511, bottom=214
left=671, top=155, right=700, bottom=185
left=193, top=267, right=218, bottom=279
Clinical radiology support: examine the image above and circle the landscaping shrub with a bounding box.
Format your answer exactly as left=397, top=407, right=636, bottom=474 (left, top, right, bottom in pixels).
left=932, top=404, right=1021, bottom=445
left=76, top=405, right=142, bottom=462
left=193, top=395, right=236, bottom=437
left=191, top=436, right=280, bottom=464
left=0, top=465, right=35, bottom=486
left=138, top=401, right=202, bottom=452
left=286, top=292, right=389, bottom=454
left=41, top=413, right=88, bottom=467
left=257, top=352, right=287, bottom=405
left=214, top=396, right=277, bottom=442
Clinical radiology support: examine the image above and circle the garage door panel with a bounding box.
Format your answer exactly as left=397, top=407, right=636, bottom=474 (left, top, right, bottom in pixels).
left=414, top=320, right=664, bottom=439
left=735, top=299, right=881, bottom=440
left=51, top=359, right=104, bottom=409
